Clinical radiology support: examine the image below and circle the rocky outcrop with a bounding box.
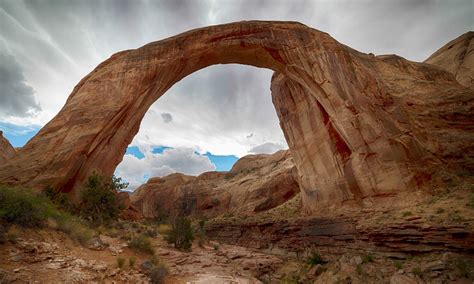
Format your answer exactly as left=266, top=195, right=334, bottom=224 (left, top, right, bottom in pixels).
left=0, top=22, right=472, bottom=214
left=425, top=31, right=473, bottom=88
left=207, top=217, right=474, bottom=255
left=0, top=131, right=16, bottom=164
left=131, top=150, right=300, bottom=218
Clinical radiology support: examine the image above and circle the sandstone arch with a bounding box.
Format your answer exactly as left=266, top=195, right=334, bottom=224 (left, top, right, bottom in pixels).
left=0, top=21, right=472, bottom=213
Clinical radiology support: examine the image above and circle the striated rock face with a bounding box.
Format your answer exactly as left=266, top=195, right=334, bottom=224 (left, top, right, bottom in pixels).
left=425, top=31, right=473, bottom=88
left=207, top=217, right=474, bottom=255
left=0, top=131, right=16, bottom=164
left=0, top=21, right=472, bottom=213
left=130, top=150, right=300, bottom=218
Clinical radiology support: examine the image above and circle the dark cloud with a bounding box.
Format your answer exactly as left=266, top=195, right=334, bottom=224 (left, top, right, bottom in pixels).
left=161, top=112, right=173, bottom=123
left=0, top=53, right=40, bottom=117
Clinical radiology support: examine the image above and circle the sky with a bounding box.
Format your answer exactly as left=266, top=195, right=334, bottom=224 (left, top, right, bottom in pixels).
left=0, top=0, right=472, bottom=189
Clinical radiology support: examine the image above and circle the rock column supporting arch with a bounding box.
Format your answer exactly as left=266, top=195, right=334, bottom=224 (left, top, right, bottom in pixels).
left=0, top=21, right=472, bottom=212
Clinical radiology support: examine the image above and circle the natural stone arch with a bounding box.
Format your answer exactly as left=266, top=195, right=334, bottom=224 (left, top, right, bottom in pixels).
left=1, top=21, right=471, bottom=213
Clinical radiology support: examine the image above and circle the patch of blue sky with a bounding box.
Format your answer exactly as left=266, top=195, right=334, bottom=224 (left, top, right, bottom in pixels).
left=125, top=146, right=145, bottom=159
left=0, top=122, right=41, bottom=147
left=151, top=146, right=172, bottom=154
left=125, top=145, right=238, bottom=172
left=204, top=152, right=238, bottom=172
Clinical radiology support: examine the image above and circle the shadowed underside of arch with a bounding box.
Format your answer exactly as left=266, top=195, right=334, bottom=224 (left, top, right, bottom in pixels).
left=0, top=21, right=472, bottom=213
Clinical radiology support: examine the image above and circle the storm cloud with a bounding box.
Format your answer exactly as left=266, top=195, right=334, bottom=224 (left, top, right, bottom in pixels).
left=0, top=53, right=40, bottom=118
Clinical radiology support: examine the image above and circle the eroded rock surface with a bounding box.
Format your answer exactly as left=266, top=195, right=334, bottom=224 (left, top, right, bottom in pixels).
left=0, top=22, right=472, bottom=214
left=0, top=131, right=16, bottom=164
left=425, top=31, right=473, bottom=88
left=131, top=150, right=300, bottom=218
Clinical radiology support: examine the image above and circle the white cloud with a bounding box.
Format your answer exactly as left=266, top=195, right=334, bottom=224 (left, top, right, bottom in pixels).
left=115, top=147, right=216, bottom=190
left=249, top=142, right=287, bottom=155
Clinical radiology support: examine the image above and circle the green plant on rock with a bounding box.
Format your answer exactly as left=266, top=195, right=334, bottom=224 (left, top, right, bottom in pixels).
left=164, top=217, right=194, bottom=251
left=79, top=173, right=126, bottom=225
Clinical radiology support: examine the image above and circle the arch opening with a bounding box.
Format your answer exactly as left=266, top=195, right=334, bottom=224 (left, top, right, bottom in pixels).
left=115, top=64, right=288, bottom=190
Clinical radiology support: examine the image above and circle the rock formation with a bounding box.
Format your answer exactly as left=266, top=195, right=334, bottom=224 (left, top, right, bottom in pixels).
left=0, top=21, right=472, bottom=213
left=425, top=31, right=473, bottom=88
left=0, top=131, right=16, bottom=164
left=131, top=150, right=299, bottom=218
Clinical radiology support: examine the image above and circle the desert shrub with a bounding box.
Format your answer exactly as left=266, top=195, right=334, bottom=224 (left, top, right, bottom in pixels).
left=356, top=264, right=363, bottom=275
left=0, top=185, right=55, bottom=227
left=55, top=214, right=94, bottom=246
left=402, top=211, right=412, bottom=217
left=42, top=186, right=74, bottom=212
left=153, top=203, right=169, bottom=224
left=195, top=219, right=207, bottom=247
left=149, top=263, right=169, bottom=284
left=412, top=266, right=422, bottom=277
left=454, top=258, right=472, bottom=278
left=362, top=253, right=374, bottom=263
left=79, top=173, right=126, bottom=225
left=117, top=257, right=125, bottom=269
left=213, top=244, right=220, bottom=250
left=157, top=224, right=172, bottom=235
left=145, top=228, right=158, bottom=238
left=307, top=252, right=326, bottom=266
left=164, top=217, right=194, bottom=251
left=0, top=185, right=94, bottom=245
left=394, top=260, right=403, bottom=270
left=141, top=257, right=169, bottom=284
left=129, top=256, right=136, bottom=268
left=128, top=234, right=155, bottom=254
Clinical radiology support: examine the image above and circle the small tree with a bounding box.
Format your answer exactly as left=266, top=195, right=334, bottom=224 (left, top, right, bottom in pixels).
left=79, top=173, right=125, bottom=225
left=164, top=217, right=194, bottom=251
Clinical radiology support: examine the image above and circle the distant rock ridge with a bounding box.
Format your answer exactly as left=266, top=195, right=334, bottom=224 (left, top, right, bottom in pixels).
left=130, top=150, right=300, bottom=218
left=425, top=31, right=474, bottom=88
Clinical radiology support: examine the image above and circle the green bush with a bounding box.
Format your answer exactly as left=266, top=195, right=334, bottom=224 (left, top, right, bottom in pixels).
left=412, top=266, right=422, bottom=277
left=42, top=186, right=74, bottom=212
left=129, top=256, right=136, bottom=268
left=149, top=264, right=169, bottom=284
left=117, top=257, right=125, bottom=269
left=307, top=252, right=326, bottom=266
left=0, top=185, right=55, bottom=227
left=79, top=173, right=126, bottom=225
left=394, top=260, right=403, bottom=270
left=362, top=253, right=374, bottom=263
left=0, top=185, right=94, bottom=245
left=129, top=234, right=155, bottom=254
left=164, top=217, right=194, bottom=251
